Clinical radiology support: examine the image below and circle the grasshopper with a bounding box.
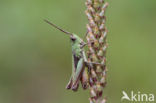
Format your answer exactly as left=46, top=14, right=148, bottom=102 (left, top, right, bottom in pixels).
left=44, top=19, right=100, bottom=91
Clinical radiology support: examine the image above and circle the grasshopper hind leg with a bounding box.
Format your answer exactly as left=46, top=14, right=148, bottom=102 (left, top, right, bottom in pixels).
left=71, top=83, right=79, bottom=91
left=71, top=58, right=84, bottom=91
left=80, top=68, right=89, bottom=90
left=66, top=77, right=73, bottom=89
left=66, top=77, right=79, bottom=91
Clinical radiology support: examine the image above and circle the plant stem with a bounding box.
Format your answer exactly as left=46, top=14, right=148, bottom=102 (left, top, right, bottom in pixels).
left=85, top=0, right=108, bottom=103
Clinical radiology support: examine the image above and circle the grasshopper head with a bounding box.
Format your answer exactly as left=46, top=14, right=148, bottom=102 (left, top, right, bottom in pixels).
left=70, top=34, right=86, bottom=48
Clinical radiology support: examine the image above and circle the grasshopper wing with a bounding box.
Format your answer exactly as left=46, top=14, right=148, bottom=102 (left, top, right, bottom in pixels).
left=71, top=54, right=85, bottom=91
left=66, top=54, right=81, bottom=91
left=66, top=53, right=85, bottom=91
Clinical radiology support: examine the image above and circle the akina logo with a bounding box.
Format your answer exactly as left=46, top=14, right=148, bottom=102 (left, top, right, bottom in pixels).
left=121, top=91, right=154, bottom=102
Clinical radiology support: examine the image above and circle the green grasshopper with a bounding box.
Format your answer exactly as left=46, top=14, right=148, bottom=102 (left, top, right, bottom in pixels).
left=44, top=19, right=100, bottom=91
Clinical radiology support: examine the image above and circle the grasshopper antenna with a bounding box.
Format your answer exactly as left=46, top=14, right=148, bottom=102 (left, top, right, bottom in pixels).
left=44, top=19, right=73, bottom=35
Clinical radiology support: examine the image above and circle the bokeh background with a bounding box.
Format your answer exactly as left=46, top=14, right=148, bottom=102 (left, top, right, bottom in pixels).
left=0, top=0, right=156, bottom=103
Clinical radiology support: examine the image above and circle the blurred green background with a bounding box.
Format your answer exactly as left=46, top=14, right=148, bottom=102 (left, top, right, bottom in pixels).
left=0, top=0, right=156, bottom=103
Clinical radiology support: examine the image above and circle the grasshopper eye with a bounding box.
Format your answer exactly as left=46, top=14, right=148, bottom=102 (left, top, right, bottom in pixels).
left=71, top=37, right=76, bottom=41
